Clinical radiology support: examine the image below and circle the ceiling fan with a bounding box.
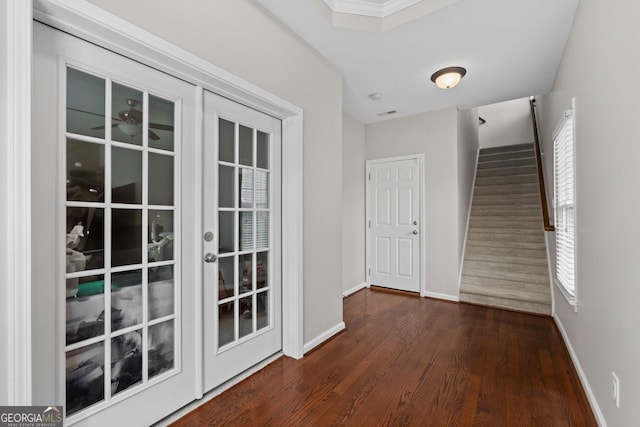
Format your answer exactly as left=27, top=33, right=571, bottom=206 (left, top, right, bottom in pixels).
left=69, top=98, right=173, bottom=141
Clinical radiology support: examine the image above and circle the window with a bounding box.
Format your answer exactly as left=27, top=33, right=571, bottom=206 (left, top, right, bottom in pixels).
left=553, top=103, right=577, bottom=305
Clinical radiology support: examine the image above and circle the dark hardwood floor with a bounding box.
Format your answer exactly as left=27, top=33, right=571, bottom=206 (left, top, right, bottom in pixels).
left=172, top=288, right=596, bottom=426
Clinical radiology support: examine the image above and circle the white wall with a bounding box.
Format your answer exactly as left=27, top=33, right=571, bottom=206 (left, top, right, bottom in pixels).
left=457, top=108, right=479, bottom=266
left=0, top=0, right=9, bottom=406
left=366, top=108, right=460, bottom=299
left=478, top=97, right=534, bottom=148
left=89, top=0, right=344, bottom=345
left=536, top=0, right=640, bottom=425
left=342, top=113, right=366, bottom=294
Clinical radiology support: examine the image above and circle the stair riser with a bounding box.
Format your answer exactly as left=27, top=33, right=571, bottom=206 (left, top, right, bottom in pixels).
left=466, top=240, right=546, bottom=250
left=469, top=219, right=542, bottom=230
left=464, top=253, right=548, bottom=266
left=460, top=293, right=551, bottom=316
left=473, top=184, right=539, bottom=196
left=475, top=174, right=538, bottom=186
left=476, top=166, right=537, bottom=177
left=471, top=206, right=541, bottom=217
left=464, top=245, right=547, bottom=259
left=477, top=157, right=536, bottom=170
left=479, top=143, right=534, bottom=155
left=479, top=150, right=535, bottom=162
left=472, top=195, right=539, bottom=206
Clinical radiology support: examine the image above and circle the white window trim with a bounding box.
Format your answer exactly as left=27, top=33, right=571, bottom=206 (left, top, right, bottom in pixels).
left=552, top=98, right=578, bottom=311
left=9, top=0, right=305, bottom=405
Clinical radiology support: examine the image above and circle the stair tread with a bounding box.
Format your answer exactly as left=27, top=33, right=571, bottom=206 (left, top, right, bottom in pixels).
left=479, top=149, right=535, bottom=162
left=463, top=267, right=550, bottom=284
left=461, top=274, right=550, bottom=291
left=477, top=157, right=536, bottom=170
left=475, top=174, right=538, bottom=186
left=465, top=252, right=548, bottom=266
left=460, top=284, right=551, bottom=304
left=479, top=143, right=534, bottom=155
left=464, top=245, right=547, bottom=258
left=463, top=259, right=549, bottom=275
left=476, top=165, right=537, bottom=177
left=460, top=293, right=551, bottom=316
left=466, top=240, right=546, bottom=250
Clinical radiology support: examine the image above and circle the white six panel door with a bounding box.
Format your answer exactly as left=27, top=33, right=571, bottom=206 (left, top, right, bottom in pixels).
left=369, top=158, right=421, bottom=293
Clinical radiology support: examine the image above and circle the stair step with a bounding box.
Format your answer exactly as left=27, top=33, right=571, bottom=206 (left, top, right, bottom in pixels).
left=473, top=183, right=539, bottom=196
left=466, top=239, right=546, bottom=250
left=469, top=219, right=542, bottom=230
left=465, top=252, right=547, bottom=267
left=472, top=194, right=539, bottom=206
left=460, top=281, right=551, bottom=304
left=464, top=245, right=547, bottom=260
left=475, top=174, right=538, bottom=186
left=461, top=274, right=550, bottom=293
left=479, top=149, right=535, bottom=162
left=463, top=267, right=549, bottom=285
left=467, top=230, right=544, bottom=244
left=471, top=204, right=541, bottom=217
left=476, top=165, right=537, bottom=178
left=463, top=259, right=549, bottom=276
left=460, top=293, right=551, bottom=316
left=477, top=157, right=536, bottom=170
left=479, top=143, right=534, bottom=155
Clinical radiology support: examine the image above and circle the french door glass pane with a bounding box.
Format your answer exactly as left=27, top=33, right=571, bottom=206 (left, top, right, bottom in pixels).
left=65, top=66, right=178, bottom=417
left=218, top=256, right=235, bottom=299
left=239, top=295, right=253, bottom=338
left=256, top=131, right=269, bottom=169
left=257, top=290, right=269, bottom=330
left=218, top=301, right=235, bottom=347
left=112, top=147, right=142, bottom=204
left=112, top=83, right=143, bottom=146
left=66, top=68, right=105, bottom=139
left=148, top=95, right=175, bottom=151
left=238, top=125, right=253, bottom=166
left=218, top=165, right=235, bottom=208
left=219, top=118, right=235, bottom=163
left=66, top=342, right=105, bottom=416
left=67, top=139, right=105, bottom=202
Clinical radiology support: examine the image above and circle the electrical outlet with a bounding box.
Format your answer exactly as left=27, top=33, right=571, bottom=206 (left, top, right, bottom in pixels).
left=611, top=371, right=620, bottom=407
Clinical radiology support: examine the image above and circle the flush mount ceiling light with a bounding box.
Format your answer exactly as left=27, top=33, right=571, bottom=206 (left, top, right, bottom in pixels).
left=430, top=66, right=467, bottom=89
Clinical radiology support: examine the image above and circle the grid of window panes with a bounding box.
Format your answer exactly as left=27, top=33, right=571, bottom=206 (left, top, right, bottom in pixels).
left=217, top=118, right=271, bottom=349
left=553, top=109, right=576, bottom=299
left=64, top=67, right=177, bottom=417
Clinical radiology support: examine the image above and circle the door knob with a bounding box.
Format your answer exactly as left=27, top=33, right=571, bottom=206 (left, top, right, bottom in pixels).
left=413, top=220, right=418, bottom=225
left=412, top=230, right=418, bottom=235
left=204, top=253, right=217, bottom=263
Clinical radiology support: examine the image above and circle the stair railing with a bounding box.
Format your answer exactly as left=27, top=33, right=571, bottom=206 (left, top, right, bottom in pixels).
left=529, top=98, right=555, bottom=232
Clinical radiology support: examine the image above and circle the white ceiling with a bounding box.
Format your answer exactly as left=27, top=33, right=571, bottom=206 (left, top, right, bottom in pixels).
left=255, top=0, right=579, bottom=124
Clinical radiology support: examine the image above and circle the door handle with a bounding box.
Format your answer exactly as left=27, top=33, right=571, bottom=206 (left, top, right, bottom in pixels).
left=204, top=253, right=218, bottom=263
left=412, top=230, right=418, bottom=235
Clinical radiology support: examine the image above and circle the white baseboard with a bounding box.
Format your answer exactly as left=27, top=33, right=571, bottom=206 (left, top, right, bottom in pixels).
left=553, top=315, right=607, bottom=427
left=422, top=291, right=459, bottom=302
left=303, top=322, right=346, bottom=354
left=343, top=282, right=367, bottom=298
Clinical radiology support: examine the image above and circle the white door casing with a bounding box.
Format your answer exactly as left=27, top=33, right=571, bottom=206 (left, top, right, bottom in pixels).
left=367, top=156, right=423, bottom=294
left=32, top=22, right=199, bottom=425
left=202, top=91, right=283, bottom=391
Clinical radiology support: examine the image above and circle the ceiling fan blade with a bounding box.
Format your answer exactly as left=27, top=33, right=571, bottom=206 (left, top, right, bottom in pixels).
left=67, top=107, right=104, bottom=118
left=148, top=130, right=160, bottom=141
left=149, top=122, right=174, bottom=132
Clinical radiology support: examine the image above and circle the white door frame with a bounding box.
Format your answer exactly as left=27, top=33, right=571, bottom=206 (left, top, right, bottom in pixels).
left=7, top=0, right=305, bottom=405
left=365, top=154, right=426, bottom=296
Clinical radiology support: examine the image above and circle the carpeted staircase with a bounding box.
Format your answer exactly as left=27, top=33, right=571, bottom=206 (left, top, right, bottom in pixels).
left=460, top=143, right=551, bottom=315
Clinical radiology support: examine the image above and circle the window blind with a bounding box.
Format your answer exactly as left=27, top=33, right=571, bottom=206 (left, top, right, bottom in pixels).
left=553, top=109, right=576, bottom=299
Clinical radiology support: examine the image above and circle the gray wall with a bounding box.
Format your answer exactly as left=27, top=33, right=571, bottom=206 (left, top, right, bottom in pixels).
left=478, top=97, right=534, bottom=148
left=341, top=113, right=366, bottom=294
left=0, top=0, right=9, bottom=406
left=89, top=0, right=344, bottom=344
left=366, top=108, right=460, bottom=299
left=536, top=0, right=640, bottom=424
left=457, top=108, right=479, bottom=267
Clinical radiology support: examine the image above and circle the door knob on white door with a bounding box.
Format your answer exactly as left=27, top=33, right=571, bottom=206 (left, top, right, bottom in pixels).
left=203, top=253, right=217, bottom=263
left=412, top=230, right=418, bottom=235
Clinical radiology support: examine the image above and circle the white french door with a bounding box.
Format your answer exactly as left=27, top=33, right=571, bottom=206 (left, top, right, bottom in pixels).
left=202, top=92, right=282, bottom=391
left=32, top=22, right=199, bottom=425
left=367, top=157, right=422, bottom=293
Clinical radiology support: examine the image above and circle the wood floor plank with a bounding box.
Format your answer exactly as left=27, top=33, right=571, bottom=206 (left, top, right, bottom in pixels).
left=171, top=289, right=596, bottom=427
